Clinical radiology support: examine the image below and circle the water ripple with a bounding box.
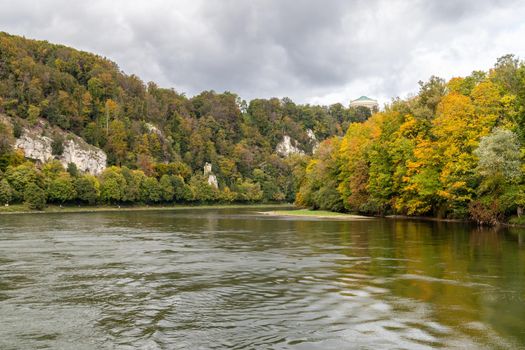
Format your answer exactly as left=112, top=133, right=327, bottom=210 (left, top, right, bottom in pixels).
left=0, top=209, right=524, bottom=349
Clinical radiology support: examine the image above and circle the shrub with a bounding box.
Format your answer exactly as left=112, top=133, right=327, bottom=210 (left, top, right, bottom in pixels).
left=51, top=134, right=65, bottom=156
left=468, top=200, right=502, bottom=225
left=0, top=179, right=13, bottom=204
left=24, top=183, right=46, bottom=210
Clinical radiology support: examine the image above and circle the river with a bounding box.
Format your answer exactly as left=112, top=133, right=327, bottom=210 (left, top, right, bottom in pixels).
left=1, top=207, right=524, bottom=349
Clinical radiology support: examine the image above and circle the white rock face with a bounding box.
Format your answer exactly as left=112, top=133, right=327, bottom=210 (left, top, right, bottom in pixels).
left=15, top=133, right=54, bottom=163
left=276, top=135, right=304, bottom=156
left=61, top=139, right=107, bottom=175
left=306, top=129, right=316, bottom=140
left=207, top=174, right=218, bottom=188
left=14, top=128, right=107, bottom=175
left=203, top=162, right=218, bottom=188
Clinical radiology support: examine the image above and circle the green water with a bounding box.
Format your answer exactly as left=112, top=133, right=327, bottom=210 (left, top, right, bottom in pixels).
left=1, top=208, right=524, bottom=349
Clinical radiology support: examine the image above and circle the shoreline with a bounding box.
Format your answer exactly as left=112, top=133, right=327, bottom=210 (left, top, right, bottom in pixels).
left=2, top=205, right=524, bottom=229
left=261, top=209, right=525, bottom=228
left=260, top=209, right=371, bottom=220
left=0, top=203, right=292, bottom=215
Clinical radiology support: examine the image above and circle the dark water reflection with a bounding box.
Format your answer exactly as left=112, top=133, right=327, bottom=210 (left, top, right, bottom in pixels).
left=1, top=208, right=524, bottom=349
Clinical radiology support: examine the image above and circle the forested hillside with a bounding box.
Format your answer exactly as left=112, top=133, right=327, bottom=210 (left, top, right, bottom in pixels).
left=0, top=32, right=367, bottom=208
left=3, top=32, right=521, bottom=224
left=297, top=55, right=525, bottom=225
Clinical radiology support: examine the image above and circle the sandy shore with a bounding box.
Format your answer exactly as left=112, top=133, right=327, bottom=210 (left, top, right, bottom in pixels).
left=260, top=209, right=371, bottom=220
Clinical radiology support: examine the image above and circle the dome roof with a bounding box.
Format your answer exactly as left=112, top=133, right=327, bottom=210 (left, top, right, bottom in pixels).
left=353, top=96, right=376, bottom=102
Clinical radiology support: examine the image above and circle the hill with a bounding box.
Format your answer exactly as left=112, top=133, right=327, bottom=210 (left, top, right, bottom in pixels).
left=0, top=32, right=366, bottom=206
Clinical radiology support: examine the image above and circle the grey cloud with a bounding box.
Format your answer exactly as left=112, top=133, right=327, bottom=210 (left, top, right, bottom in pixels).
left=0, top=0, right=524, bottom=105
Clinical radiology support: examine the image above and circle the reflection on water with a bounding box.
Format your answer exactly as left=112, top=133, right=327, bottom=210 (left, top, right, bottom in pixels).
left=1, top=208, right=524, bottom=349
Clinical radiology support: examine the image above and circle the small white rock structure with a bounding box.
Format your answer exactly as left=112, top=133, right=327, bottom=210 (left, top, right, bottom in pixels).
left=203, top=162, right=218, bottom=188
left=15, top=129, right=107, bottom=175
left=276, top=135, right=304, bottom=156
left=307, top=129, right=319, bottom=153
left=145, top=122, right=164, bottom=138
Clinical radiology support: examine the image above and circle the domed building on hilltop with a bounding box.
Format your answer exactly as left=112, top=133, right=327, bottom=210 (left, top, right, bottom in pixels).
left=350, top=96, right=379, bottom=111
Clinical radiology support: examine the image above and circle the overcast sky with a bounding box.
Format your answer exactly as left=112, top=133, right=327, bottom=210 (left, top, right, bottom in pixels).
left=1, top=0, right=525, bottom=106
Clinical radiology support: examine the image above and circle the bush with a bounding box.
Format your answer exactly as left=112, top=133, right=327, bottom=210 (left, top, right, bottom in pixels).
left=0, top=179, right=13, bottom=204
left=67, top=163, right=79, bottom=177
left=51, top=134, right=65, bottom=156
left=12, top=120, right=22, bottom=138
left=140, top=176, right=161, bottom=203
left=24, top=183, right=46, bottom=210
left=74, top=175, right=99, bottom=204
left=47, top=174, right=76, bottom=203
left=468, top=200, right=502, bottom=225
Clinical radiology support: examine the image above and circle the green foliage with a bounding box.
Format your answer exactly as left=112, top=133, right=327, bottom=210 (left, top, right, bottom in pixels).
left=99, top=167, right=126, bottom=203
left=42, top=160, right=65, bottom=180
left=234, top=179, right=263, bottom=202
left=12, top=120, right=22, bottom=138
left=0, top=121, right=14, bottom=155
left=51, top=133, right=65, bottom=156
left=296, top=56, right=525, bottom=224
left=189, top=174, right=219, bottom=202
left=170, top=175, right=193, bottom=202
left=67, top=162, right=79, bottom=177
left=140, top=176, right=161, bottom=203
left=47, top=173, right=76, bottom=203
left=4, top=162, right=41, bottom=197
left=74, top=175, right=99, bottom=204
left=296, top=138, right=344, bottom=211
left=474, top=128, right=521, bottom=180
left=0, top=178, right=14, bottom=204
left=467, top=128, right=523, bottom=223
left=27, top=105, right=40, bottom=125
left=159, top=174, right=174, bottom=202
left=24, top=183, right=46, bottom=210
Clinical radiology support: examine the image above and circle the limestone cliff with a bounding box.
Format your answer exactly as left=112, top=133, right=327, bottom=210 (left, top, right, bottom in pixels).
left=4, top=116, right=107, bottom=175
left=276, top=135, right=305, bottom=156
left=60, top=138, right=107, bottom=175
left=275, top=129, right=320, bottom=157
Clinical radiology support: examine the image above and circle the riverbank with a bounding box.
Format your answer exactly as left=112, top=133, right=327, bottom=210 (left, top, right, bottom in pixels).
left=0, top=203, right=292, bottom=215
left=262, top=209, right=525, bottom=228
left=261, top=209, right=371, bottom=220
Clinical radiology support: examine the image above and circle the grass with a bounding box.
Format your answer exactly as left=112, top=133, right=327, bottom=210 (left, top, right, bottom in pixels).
left=0, top=204, right=30, bottom=213
left=0, top=203, right=292, bottom=215
left=263, top=209, right=370, bottom=219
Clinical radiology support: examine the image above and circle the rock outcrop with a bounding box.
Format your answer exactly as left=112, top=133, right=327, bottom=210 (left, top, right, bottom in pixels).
left=203, top=162, right=218, bottom=188
left=145, top=122, right=164, bottom=138
left=276, top=135, right=304, bottom=156
left=15, top=132, right=53, bottom=163
left=12, top=121, right=107, bottom=175
left=60, top=139, right=107, bottom=175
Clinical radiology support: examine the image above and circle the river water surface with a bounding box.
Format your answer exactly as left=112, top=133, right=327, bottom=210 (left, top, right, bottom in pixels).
left=1, top=208, right=524, bottom=349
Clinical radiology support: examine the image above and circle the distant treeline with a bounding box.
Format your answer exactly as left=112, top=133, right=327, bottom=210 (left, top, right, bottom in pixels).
left=0, top=158, right=275, bottom=210
left=296, top=55, right=525, bottom=225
